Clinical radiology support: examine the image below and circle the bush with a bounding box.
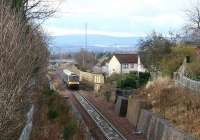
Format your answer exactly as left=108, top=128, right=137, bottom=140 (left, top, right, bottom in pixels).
left=42, top=87, right=59, bottom=120
left=186, top=57, right=200, bottom=81
left=48, top=108, right=58, bottom=120
left=63, top=120, right=77, bottom=140
left=117, top=75, right=137, bottom=89
left=104, top=91, right=111, bottom=101
left=139, top=72, right=151, bottom=86
left=76, top=65, right=88, bottom=72
left=106, top=74, right=121, bottom=83
left=43, top=87, right=55, bottom=97
left=137, top=78, right=200, bottom=138
left=116, top=72, right=150, bottom=89
left=159, top=45, right=196, bottom=76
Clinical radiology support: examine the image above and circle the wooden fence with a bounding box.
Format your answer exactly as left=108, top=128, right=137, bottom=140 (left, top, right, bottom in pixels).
left=174, top=64, right=200, bottom=93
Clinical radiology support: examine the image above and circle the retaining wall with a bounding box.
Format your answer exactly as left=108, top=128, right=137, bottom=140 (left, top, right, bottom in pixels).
left=137, top=109, right=196, bottom=140
left=79, top=71, right=104, bottom=84
left=127, top=96, right=197, bottom=140
left=126, top=96, right=146, bottom=127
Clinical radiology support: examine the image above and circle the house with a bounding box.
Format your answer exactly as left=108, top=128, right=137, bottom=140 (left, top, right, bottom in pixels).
left=108, top=53, right=146, bottom=76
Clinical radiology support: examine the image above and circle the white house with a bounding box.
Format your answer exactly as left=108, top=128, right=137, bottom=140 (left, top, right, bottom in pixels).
left=108, top=53, right=146, bottom=76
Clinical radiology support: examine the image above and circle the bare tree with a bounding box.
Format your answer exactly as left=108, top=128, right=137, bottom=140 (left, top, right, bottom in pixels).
left=23, top=0, right=58, bottom=21
left=4, top=0, right=60, bottom=22
left=184, top=0, right=200, bottom=34
left=0, top=2, right=49, bottom=139
left=74, top=49, right=97, bottom=71
left=186, top=8, right=200, bottom=30
left=181, top=0, right=200, bottom=43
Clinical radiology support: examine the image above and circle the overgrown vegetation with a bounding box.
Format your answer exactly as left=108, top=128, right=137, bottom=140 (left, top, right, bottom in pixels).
left=138, top=32, right=200, bottom=78
left=160, top=45, right=197, bottom=76
left=185, top=56, right=200, bottom=81
left=63, top=120, right=77, bottom=140
left=30, top=87, right=78, bottom=140
left=116, top=72, right=150, bottom=89
left=45, top=88, right=77, bottom=138
left=137, top=78, right=200, bottom=139
left=74, top=49, right=97, bottom=71
left=138, top=32, right=174, bottom=72
left=0, top=1, right=50, bottom=139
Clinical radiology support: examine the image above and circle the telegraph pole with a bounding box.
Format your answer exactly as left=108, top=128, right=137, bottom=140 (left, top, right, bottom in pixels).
left=85, top=23, right=87, bottom=50
left=82, top=23, right=88, bottom=66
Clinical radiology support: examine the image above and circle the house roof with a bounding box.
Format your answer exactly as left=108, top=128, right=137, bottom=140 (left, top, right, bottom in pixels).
left=100, top=57, right=111, bottom=66
left=114, top=54, right=138, bottom=64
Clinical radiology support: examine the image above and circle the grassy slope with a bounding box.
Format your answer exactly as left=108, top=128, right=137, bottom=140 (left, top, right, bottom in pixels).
left=29, top=88, right=79, bottom=140
left=137, top=78, right=200, bottom=139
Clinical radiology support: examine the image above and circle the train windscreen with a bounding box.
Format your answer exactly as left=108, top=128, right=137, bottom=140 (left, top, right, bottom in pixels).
left=69, top=75, right=79, bottom=81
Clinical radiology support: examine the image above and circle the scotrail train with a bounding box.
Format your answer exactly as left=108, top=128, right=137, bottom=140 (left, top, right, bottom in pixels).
left=62, top=69, right=80, bottom=89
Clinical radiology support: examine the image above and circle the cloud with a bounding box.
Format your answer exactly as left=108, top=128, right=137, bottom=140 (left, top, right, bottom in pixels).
left=130, top=14, right=184, bottom=27
left=44, top=26, right=145, bottom=37
left=55, top=0, right=186, bottom=18
left=43, top=0, right=189, bottom=36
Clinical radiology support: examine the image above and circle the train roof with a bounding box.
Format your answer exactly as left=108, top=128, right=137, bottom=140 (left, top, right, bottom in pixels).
left=63, top=69, right=74, bottom=75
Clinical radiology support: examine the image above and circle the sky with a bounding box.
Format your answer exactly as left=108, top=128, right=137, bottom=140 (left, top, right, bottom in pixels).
left=43, top=0, right=194, bottom=37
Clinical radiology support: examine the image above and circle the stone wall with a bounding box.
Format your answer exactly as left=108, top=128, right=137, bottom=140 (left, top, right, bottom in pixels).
left=79, top=71, right=104, bottom=84
left=127, top=96, right=197, bottom=140
left=126, top=96, right=146, bottom=127
left=79, top=71, right=94, bottom=82
left=136, top=110, right=196, bottom=140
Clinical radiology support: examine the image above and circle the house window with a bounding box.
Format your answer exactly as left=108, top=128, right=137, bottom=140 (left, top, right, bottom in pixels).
left=130, top=64, right=134, bottom=68
left=122, top=64, right=129, bottom=69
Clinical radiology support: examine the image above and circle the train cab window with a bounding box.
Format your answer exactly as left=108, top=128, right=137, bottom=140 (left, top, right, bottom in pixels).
left=69, top=75, right=79, bottom=81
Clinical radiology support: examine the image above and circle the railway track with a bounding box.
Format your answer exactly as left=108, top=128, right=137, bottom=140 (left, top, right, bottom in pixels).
left=53, top=71, right=127, bottom=140
left=73, top=92, right=127, bottom=140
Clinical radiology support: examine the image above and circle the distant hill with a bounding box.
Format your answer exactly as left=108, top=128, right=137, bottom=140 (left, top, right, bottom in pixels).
left=49, top=35, right=143, bottom=53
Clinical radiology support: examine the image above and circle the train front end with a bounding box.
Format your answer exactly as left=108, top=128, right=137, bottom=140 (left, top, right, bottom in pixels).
left=67, top=74, right=80, bottom=89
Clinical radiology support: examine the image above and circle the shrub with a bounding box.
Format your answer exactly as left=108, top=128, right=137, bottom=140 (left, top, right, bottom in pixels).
left=63, top=120, right=77, bottom=140
left=106, top=74, right=121, bottom=83
left=186, top=57, right=200, bottom=81
left=138, top=72, right=151, bottom=86
left=104, top=91, right=111, bottom=101
left=137, top=78, right=200, bottom=139
left=116, top=72, right=150, bottom=89
left=43, top=87, right=59, bottom=120
left=77, top=65, right=88, bottom=72
left=160, top=45, right=196, bottom=76
left=48, top=108, right=58, bottom=120
left=43, top=87, right=55, bottom=97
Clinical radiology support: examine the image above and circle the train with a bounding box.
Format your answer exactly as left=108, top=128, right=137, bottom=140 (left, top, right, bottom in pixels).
left=62, top=69, right=80, bottom=89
